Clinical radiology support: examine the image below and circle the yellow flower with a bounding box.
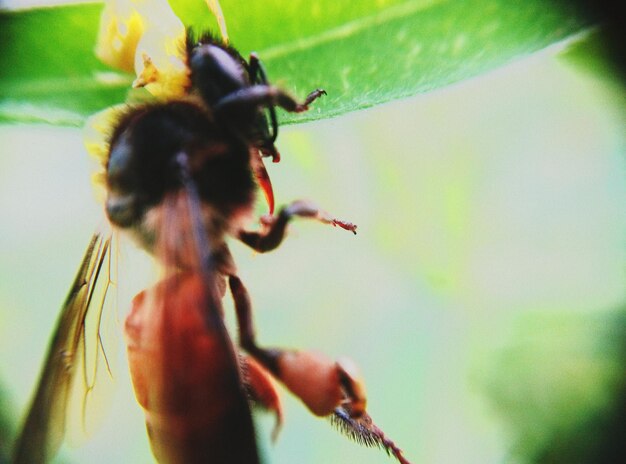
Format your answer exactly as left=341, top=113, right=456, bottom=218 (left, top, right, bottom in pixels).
left=95, top=0, right=190, bottom=99
left=95, top=0, right=229, bottom=99
left=86, top=0, right=230, bottom=199
left=95, top=1, right=144, bottom=73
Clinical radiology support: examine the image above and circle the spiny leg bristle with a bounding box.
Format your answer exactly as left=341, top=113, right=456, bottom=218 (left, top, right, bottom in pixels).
left=330, top=407, right=412, bottom=464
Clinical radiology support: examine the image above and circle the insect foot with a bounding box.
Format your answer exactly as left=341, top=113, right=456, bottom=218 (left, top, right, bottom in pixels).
left=274, top=350, right=412, bottom=464
left=283, top=199, right=358, bottom=234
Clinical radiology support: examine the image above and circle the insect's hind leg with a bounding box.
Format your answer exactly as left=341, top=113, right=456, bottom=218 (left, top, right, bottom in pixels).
left=228, top=271, right=412, bottom=463
left=228, top=274, right=281, bottom=373
left=228, top=274, right=366, bottom=417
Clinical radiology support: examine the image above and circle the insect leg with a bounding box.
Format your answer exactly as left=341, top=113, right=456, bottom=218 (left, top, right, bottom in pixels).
left=248, top=53, right=325, bottom=159
left=237, top=207, right=292, bottom=252
left=331, top=408, right=413, bottom=464
left=240, top=355, right=284, bottom=441
left=248, top=53, right=279, bottom=143
left=228, top=274, right=281, bottom=372
left=248, top=53, right=325, bottom=109
left=238, top=200, right=356, bottom=252
left=302, top=88, right=327, bottom=107
left=228, top=275, right=367, bottom=416
left=228, top=264, right=411, bottom=462
left=214, top=85, right=324, bottom=116
left=247, top=53, right=264, bottom=84
left=248, top=54, right=326, bottom=111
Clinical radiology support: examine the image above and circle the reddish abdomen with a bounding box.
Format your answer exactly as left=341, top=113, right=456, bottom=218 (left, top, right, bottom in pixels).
left=125, top=274, right=258, bottom=464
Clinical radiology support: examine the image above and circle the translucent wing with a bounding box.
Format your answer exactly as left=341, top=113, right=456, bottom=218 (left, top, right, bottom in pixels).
left=13, top=233, right=112, bottom=464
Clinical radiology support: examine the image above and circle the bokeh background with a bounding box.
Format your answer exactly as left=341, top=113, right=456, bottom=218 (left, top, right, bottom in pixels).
left=1, top=1, right=625, bottom=463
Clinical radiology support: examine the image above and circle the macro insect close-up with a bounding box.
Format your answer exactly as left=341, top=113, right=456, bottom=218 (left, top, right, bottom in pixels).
left=5, top=1, right=411, bottom=463
left=1, top=1, right=625, bottom=463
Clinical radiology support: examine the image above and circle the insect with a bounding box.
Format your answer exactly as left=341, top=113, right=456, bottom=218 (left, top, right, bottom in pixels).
left=13, top=9, right=410, bottom=464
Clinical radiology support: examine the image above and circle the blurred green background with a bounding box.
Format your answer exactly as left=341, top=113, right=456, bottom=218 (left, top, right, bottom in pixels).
left=1, top=1, right=625, bottom=463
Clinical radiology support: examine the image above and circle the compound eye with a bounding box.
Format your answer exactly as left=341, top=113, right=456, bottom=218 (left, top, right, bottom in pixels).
left=105, top=192, right=138, bottom=228
left=106, top=132, right=141, bottom=227
left=191, top=44, right=247, bottom=105
left=107, top=132, right=136, bottom=194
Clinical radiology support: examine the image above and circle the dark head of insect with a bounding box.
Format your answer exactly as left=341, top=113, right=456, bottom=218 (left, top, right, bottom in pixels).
left=105, top=32, right=326, bottom=254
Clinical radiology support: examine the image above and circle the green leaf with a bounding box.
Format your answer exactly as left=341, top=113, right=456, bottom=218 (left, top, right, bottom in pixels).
left=0, top=3, right=130, bottom=125
left=0, top=0, right=593, bottom=126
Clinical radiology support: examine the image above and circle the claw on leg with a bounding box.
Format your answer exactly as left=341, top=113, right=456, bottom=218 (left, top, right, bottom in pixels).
left=293, top=88, right=327, bottom=112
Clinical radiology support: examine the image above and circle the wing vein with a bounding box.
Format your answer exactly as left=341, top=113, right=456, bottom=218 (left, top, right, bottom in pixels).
left=13, top=233, right=112, bottom=464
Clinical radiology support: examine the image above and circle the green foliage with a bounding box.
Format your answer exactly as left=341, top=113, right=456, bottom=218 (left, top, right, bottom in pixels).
left=0, top=3, right=125, bottom=125
left=0, top=0, right=591, bottom=126
left=484, top=311, right=626, bottom=463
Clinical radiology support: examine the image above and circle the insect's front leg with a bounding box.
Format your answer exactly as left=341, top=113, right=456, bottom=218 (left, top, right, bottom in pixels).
left=300, top=88, right=327, bottom=107
left=214, top=85, right=326, bottom=117
left=248, top=53, right=269, bottom=87
left=248, top=52, right=326, bottom=110
left=228, top=274, right=366, bottom=418
left=247, top=53, right=281, bottom=154
left=238, top=199, right=357, bottom=253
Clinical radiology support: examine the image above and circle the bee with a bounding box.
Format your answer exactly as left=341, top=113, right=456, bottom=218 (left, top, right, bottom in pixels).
left=13, top=13, right=409, bottom=464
